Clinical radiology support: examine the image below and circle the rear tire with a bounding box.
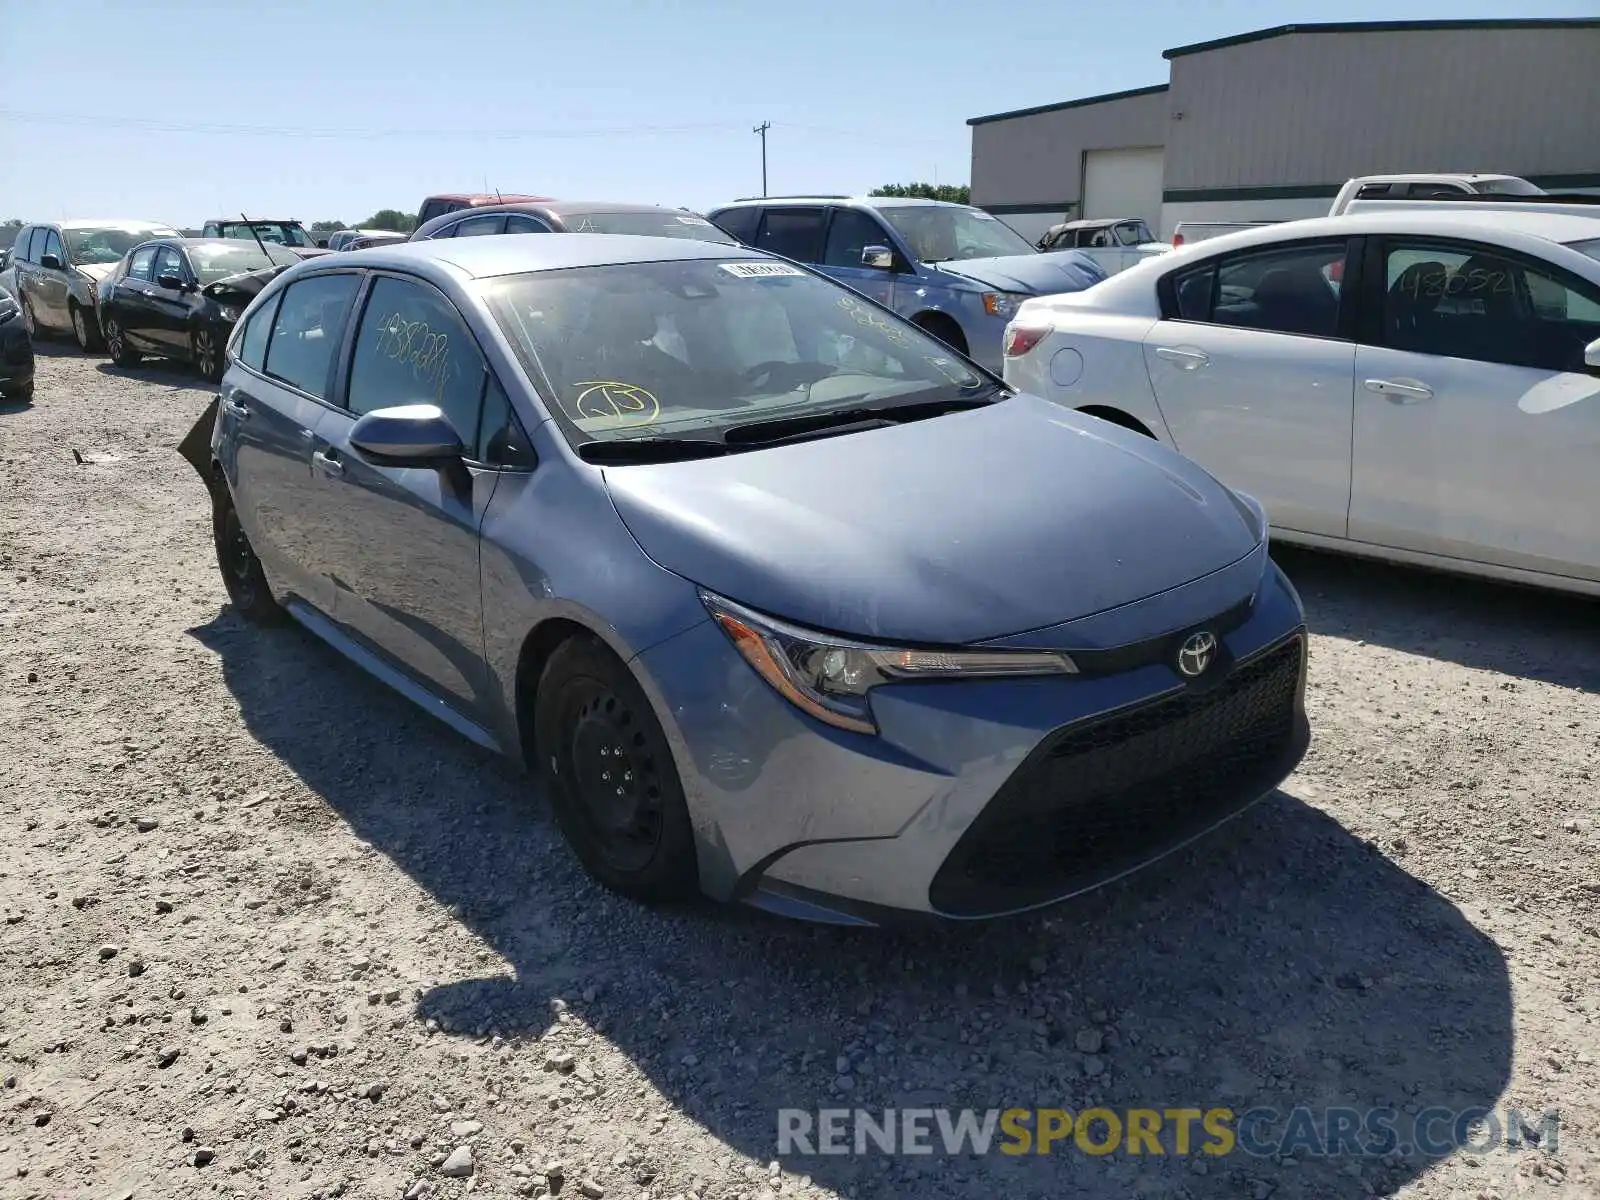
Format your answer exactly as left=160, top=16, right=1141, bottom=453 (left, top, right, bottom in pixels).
left=533, top=636, right=698, bottom=903
left=103, top=316, right=142, bottom=366
left=1, top=380, right=33, bottom=405
left=71, top=302, right=103, bottom=352
left=212, top=481, right=282, bottom=624
left=20, top=298, right=38, bottom=339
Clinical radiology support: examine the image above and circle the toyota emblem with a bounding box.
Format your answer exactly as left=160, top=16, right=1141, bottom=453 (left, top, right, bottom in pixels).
left=1176, top=631, right=1218, bottom=678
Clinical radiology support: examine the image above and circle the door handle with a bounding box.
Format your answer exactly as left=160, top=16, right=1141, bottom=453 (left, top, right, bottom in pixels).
left=1363, top=378, right=1433, bottom=403
left=311, top=449, right=344, bottom=478
left=221, top=397, right=251, bottom=420
left=1155, top=346, right=1209, bottom=370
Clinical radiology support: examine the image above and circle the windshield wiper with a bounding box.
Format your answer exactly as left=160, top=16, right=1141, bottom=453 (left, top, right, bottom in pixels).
left=721, top=392, right=1002, bottom=447
left=576, top=436, right=729, bottom=464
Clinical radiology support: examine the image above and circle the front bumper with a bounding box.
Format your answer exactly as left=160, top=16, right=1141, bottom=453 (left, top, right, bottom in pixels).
left=635, top=558, right=1309, bottom=923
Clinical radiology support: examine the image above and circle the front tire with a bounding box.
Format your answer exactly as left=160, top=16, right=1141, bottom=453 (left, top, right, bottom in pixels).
left=533, top=637, right=698, bottom=902
left=71, top=302, right=103, bottom=352
left=913, top=312, right=969, bottom=357
left=103, top=316, right=142, bottom=366
left=1, top=380, right=33, bottom=405
left=212, top=482, right=282, bottom=624
left=192, top=326, right=224, bottom=384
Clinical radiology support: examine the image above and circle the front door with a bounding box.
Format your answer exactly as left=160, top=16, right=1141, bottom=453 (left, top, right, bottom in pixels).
left=111, top=245, right=161, bottom=350
left=1348, top=236, right=1600, bottom=582
left=818, top=207, right=897, bottom=309
left=35, top=228, right=71, bottom=330
left=1142, top=237, right=1358, bottom=538
left=308, top=272, right=500, bottom=718
left=147, top=245, right=194, bottom=351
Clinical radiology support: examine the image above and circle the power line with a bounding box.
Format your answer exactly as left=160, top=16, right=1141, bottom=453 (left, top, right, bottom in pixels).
left=0, top=109, right=746, bottom=141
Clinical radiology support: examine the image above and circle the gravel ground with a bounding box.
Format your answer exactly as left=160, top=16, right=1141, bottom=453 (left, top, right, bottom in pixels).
left=2, top=344, right=1597, bottom=1200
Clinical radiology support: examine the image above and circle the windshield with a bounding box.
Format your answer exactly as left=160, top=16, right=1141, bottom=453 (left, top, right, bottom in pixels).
left=1114, top=220, right=1157, bottom=246
left=217, top=222, right=316, bottom=248
left=484, top=257, right=991, bottom=446
left=1569, top=238, right=1600, bottom=264
left=1474, top=178, right=1546, bottom=197
left=562, top=212, right=737, bottom=244
left=189, top=242, right=298, bottom=284
left=875, top=205, right=1035, bottom=263
left=66, top=227, right=176, bottom=265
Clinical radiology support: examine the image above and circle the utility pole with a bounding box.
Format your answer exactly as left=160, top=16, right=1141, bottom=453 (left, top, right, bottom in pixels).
left=752, top=121, right=770, bottom=196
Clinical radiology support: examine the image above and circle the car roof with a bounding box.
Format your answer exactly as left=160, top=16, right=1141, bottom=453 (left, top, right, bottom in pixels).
left=1181, top=209, right=1600, bottom=253
left=52, top=219, right=178, bottom=231
left=711, top=196, right=973, bottom=211
left=326, top=232, right=765, bottom=279
left=1050, top=218, right=1127, bottom=230
left=1352, top=173, right=1523, bottom=184
left=432, top=200, right=707, bottom=220
left=206, top=217, right=302, bottom=224
left=177, top=238, right=294, bottom=250
left=426, top=193, right=552, bottom=205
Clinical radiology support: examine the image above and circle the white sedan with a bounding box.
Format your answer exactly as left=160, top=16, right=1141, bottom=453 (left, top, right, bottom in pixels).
left=1003, top=209, right=1600, bottom=596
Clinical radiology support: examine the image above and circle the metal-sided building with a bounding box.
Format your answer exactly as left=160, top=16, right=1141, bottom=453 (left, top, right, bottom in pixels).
left=969, top=18, right=1600, bottom=242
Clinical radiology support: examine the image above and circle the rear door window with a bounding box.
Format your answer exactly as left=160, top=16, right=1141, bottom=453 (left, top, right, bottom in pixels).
left=1165, top=241, right=1349, bottom=339
left=263, top=274, right=360, bottom=399
left=505, top=214, right=552, bottom=234
left=709, top=207, right=759, bottom=245
left=453, top=215, right=506, bottom=238
left=754, top=209, right=825, bottom=262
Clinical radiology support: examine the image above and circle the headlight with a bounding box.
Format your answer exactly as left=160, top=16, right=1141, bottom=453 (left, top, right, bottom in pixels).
left=702, top=592, right=1077, bottom=734
left=982, top=291, right=1030, bottom=318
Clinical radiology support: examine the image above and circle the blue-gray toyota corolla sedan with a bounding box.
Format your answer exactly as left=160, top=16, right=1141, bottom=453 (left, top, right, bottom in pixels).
left=181, top=232, right=1310, bottom=926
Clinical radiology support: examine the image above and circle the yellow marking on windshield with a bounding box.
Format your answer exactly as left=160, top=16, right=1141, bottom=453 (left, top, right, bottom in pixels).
left=572, top=380, right=660, bottom=426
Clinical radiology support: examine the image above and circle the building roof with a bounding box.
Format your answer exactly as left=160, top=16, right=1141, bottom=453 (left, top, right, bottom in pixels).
left=1164, top=18, right=1600, bottom=60
left=966, top=84, right=1167, bottom=128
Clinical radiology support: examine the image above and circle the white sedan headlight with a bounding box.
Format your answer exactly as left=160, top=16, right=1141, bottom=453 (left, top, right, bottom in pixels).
left=702, top=592, right=1076, bottom=734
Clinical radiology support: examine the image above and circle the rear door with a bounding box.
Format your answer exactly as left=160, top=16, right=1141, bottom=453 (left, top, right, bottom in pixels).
left=1348, top=236, right=1600, bottom=581
left=308, top=272, right=503, bottom=717
left=1143, top=237, right=1359, bottom=538
left=222, top=272, right=362, bottom=611
left=752, top=207, right=826, bottom=270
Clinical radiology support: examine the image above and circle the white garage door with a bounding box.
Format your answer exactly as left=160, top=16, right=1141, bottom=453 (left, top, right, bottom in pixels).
left=1082, top=147, right=1165, bottom=230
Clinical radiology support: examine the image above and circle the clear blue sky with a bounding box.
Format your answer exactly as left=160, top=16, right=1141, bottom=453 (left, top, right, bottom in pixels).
left=1, top=0, right=1592, bottom=227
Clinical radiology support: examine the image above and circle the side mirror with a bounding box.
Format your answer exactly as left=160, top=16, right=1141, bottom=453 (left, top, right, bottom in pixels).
left=157, top=273, right=189, bottom=292
left=1586, top=337, right=1600, bottom=370
left=348, top=405, right=465, bottom=466
left=40, top=253, right=62, bottom=271
left=860, top=245, right=895, bottom=271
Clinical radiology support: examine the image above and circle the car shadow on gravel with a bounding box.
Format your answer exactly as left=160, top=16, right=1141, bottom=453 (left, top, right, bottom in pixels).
left=95, top=359, right=215, bottom=394
left=1277, top=545, right=1600, bottom=693
left=193, top=608, right=1514, bottom=1200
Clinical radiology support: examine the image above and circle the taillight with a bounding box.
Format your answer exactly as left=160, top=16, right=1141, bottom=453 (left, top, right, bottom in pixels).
left=1003, top=323, right=1049, bottom=357
left=1328, top=259, right=1344, bottom=282
left=1171, top=232, right=1185, bottom=247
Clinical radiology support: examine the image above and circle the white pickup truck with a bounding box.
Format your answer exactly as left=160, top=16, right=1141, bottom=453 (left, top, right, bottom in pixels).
left=1171, top=173, right=1598, bottom=247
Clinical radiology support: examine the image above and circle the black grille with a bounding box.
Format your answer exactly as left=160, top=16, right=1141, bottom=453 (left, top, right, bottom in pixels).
left=930, top=634, right=1307, bottom=917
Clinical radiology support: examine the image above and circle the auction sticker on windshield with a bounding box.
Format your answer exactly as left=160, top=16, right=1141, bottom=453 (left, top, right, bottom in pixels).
left=718, top=262, right=806, bottom=279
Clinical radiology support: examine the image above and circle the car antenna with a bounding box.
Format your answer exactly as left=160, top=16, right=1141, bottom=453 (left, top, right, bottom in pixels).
left=239, top=212, right=272, bottom=258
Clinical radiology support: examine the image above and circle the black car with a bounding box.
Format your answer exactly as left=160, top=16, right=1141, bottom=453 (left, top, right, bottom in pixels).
left=407, top=200, right=739, bottom=244
left=96, top=239, right=299, bottom=382
left=0, top=287, right=34, bottom=403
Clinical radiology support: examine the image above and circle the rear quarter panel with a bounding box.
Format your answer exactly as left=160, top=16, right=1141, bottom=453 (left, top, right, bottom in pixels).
left=1004, top=309, right=1173, bottom=442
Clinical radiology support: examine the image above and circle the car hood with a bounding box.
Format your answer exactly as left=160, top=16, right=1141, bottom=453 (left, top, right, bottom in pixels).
left=202, top=265, right=289, bottom=303
left=284, top=246, right=332, bottom=259
left=74, top=263, right=117, bottom=283
left=602, top=394, right=1262, bottom=645
left=933, top=251, right=1105, bottom=295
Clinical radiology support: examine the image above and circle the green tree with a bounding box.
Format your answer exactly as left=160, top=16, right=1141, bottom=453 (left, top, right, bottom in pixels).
left=362, top=209, right=417, bottom=233
left=309, top=219, right=347, bottom=232
left=869, top=183, right=971, bottom=205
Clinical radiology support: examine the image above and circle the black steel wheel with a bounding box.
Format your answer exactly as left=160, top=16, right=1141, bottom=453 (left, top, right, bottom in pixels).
left=534, top=637, right=698, bottom=901
left=211, top=483, right=282, bottom=624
